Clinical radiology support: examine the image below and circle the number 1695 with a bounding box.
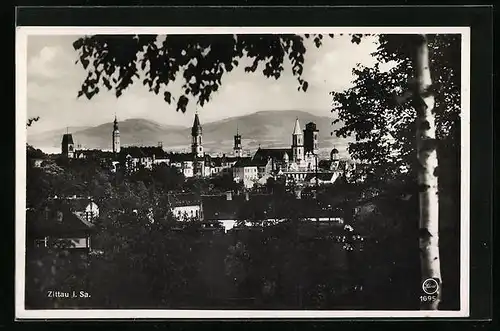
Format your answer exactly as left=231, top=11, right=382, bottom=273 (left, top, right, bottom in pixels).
left=420, top=295, right=437, bottom=302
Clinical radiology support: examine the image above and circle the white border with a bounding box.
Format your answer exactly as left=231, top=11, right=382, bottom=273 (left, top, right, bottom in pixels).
left=15, top=26, right=471, bottom=320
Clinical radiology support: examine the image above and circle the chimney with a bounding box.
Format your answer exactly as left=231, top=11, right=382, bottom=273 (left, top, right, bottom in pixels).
left=226, top=191, right=232, bottom=201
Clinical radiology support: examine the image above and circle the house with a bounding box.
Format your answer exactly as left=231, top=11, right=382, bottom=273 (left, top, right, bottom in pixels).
left=232, top=158, right=265, bottom=189
left=252, top=147, right=292, bottom=174
left=201, top=192, right=344, bottom=232
left=304, top=172, right=340, bottom=186
left=168, top=193, right=202, bottom=221
left=166, top=152, right=199, bottom=178
left=119, top=146, right=166, bottom=172
left=110, top=161, right=120, bottom=173
left=318, top=158, right=364, bottom=182
left=73, top=149, right=114, bottom=161
left=49, top=196, right=99, bottom=223
left=210, top=155, right=238, bottom=174
left=27, top=206, right=95, bottom=251
left=201, top=192, right=243, bottom=232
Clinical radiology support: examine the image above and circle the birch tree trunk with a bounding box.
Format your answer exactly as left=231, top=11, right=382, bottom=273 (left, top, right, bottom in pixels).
left=413, top=34, right=442, bottom=310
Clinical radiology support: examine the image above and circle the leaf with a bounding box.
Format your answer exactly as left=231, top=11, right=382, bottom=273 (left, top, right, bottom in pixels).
left=163, top=91, right=172, bottom=103
left=302, top=81, right=309, bottom=92
left=176, top=95, right=189, bottom=113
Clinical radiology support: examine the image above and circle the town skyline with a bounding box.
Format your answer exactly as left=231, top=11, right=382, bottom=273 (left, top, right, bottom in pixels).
left=28, top=109, right=351, bottom=158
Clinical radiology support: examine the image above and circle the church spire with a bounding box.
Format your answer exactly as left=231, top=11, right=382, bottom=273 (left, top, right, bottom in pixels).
left=113, top=113, right=119, bottom=131
left=192, top=111, right=202, bottom=136
left=191, top=112, right=204, bottom=159
left=233, top=122, right=242, bottom=157
left=293, top=117, right=302, bottom=135
left=112, top=113, right=120, bottom=154
left=291, top=117, right=304, bottom=161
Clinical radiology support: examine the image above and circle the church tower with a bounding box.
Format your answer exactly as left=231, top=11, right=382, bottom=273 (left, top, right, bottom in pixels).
left=61, top=131, right=75, bottom=159
left=233, top=124, right=243, bottom=158
left=291, top=118, right=304, bottom=161
left=191, top=112, right=204, bottom=158
left=112, top=114, right=121, bottom=154
left=304, top=122, right=319, bottom=155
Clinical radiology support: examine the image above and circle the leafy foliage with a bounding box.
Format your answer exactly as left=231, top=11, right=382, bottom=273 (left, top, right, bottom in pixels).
left=331, top=34, right=461, bottom=309
left=27, top=116, right=40, bottom=127
left=26, top=33, right=461, bottom=310
left=25, top=155, right=370, bottom=309
left=73, top=34, right=332, bottom=113
left=331, top=34, right=461, bottom=185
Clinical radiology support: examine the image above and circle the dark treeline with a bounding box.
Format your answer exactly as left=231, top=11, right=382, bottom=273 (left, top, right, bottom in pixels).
left=24, top=148, right=456, bottom=310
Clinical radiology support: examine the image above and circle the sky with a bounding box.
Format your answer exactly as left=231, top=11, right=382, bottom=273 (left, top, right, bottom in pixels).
left=26, top=34, right=382, bottom=134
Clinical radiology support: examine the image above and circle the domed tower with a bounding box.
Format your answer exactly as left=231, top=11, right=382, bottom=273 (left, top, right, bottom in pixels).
left=330, top=147, right=340, bottom=171
left=191, top=112, right=204, bottom=158
left=291, top=118, right=304, bottom=162
left=283, top=151, right=289, bottom=170
left=330, top=147, right=339, bottom=161
left=112, top=114, right=120, bottom=154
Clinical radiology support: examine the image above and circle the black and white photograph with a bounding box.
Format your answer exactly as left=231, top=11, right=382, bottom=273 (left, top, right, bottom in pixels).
left=16, top=26, right=470, bottom=319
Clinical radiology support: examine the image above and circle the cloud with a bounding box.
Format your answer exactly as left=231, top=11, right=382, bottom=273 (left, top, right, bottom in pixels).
left=308, top=36, right=379, bottom=92
left=26, top=34, right=383, bottom=134
left=27, top=44, right=80, bottom=83
left=28, top=46, right=63, bottom=79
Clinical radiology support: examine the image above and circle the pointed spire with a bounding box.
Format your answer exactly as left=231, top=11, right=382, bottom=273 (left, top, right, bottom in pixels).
left=192, top=111, right=202, bottom=136
left=293, top=117, right=302, bottom=135
left=113, top=113, right=119, bottom=131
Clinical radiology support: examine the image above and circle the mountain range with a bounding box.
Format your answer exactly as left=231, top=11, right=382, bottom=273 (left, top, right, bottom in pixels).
left=28, top=110, right=352, bottom=158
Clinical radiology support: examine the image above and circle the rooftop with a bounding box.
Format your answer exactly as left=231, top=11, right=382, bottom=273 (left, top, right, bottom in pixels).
left=27, top=206, right=94, bottom=237
left=201, top=193, right=344, bottom=221
left=120, top=146, right=166, bottom=159
left=168, top=193, right=201, bottom=207
left=61, top=133, right=74, bottom=145
left=253, top=148, right=292, bottom=162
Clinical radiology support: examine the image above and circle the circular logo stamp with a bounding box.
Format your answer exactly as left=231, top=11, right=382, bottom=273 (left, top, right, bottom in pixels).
left=422, top=278, right=439, bottom=295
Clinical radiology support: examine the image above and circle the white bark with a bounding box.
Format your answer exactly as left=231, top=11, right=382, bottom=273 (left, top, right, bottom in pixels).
left=414, top=34, right=442, bottom=310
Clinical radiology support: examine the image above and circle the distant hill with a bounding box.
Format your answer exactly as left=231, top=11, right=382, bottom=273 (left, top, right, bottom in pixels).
left=28, top=110, right=352, bottom=158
